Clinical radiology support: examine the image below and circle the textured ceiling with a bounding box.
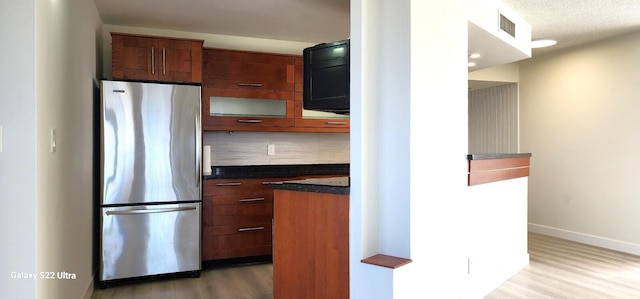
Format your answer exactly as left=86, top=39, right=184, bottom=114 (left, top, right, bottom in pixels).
left=93, top=0, right=640, bottom=54
left=501, top=0, right=640, bottom=55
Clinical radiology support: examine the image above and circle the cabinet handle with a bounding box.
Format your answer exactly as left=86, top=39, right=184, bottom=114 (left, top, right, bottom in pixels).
left=237, top=119, right=263, bottom=123
left=151, top=47, right=155, bottom=75
left=239, top=197, right=265, bottom=202
left=239, top=226, right=265, bottom=232
left=214, top=182, right=242, bottom=186
left=326, top=121, right=348, bottom=125
left=237, top=82, right=263, bottom=87
left=162, top=48, right=166, bottom=75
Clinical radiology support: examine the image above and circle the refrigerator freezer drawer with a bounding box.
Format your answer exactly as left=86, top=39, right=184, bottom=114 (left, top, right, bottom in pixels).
left=100, top=202, right=201, bottom=281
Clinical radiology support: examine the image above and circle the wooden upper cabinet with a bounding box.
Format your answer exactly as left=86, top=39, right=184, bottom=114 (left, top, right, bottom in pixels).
left=111, top=33, right=203, bottom=83
left=293, top=57, right=350, bottom=132
left=201, top=49, right=349, bottom=132
left=203, top=48, right=295, bottom=91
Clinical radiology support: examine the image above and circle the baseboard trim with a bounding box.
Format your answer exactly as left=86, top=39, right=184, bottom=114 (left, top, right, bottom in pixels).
left=83, top=273, right=95, bottom=299
left=528, top=223, right=640, bottom=256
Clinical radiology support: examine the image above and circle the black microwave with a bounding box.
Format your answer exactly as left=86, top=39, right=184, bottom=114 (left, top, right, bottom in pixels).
left=303, top=39, right=350, bottom=114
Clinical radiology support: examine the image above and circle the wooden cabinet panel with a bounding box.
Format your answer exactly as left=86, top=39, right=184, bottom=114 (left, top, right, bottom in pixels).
left=203, top=224, right=273, bottom=260
left=273, top=189, right=349, bottom=299
left=112, top=34, right=158, bottom=81
left=212, top=203, right=273, bottom=226
left=203, top=48, right=295, bottom=91
left=111, top=33, right=203, bottom=83
left=294, top=92, right=350, bottom=131
left=203, top=175, right=348, bottom=261
left=158, top=38, right=203, bottom=83
left=211, top=193, right=273, bottom=206
left=203, top=178, right=275, bottom=261
left=204, top=178, right=275, bottom=196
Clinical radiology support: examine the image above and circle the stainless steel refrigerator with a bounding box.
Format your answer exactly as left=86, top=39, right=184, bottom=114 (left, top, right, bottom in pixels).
left=98, top=80, right=202, bottom=286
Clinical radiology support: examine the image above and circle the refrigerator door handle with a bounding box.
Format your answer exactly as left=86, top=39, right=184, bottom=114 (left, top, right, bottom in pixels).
left=195, top=109, right=201, bottom=188
left=106, top=206, right=197, bottom=216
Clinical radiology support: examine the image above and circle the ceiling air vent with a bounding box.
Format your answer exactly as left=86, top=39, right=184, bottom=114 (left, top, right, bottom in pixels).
left=499, top=13, right=516, bottom=38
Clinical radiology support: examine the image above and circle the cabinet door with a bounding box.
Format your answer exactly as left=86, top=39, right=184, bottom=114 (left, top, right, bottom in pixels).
left=292, top=57, right=350, bottom=132
left=294, top=92, right=350, bottom=132
left=112, top=34, right=159, bottom=81
left=203, top=49, right=295, bottom=92
left=158, top=38, right=203, bottom=83
left=202, top=87, right=295, bottom=130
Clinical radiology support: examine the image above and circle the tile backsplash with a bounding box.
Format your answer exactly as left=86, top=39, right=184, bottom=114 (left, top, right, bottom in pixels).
left=203, top=131, right=350, bottom=166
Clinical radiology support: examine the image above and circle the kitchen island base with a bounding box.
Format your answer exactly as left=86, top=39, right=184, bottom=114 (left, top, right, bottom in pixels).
left=272, top=188, right=349, bottom=299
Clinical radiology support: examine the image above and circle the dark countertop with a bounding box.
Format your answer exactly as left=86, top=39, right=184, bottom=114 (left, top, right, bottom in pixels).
left=203, top=163, right=349, bottom=180
left=269, top=177, right=350, bottom=195
left=467, top=153, right=532, bottom=160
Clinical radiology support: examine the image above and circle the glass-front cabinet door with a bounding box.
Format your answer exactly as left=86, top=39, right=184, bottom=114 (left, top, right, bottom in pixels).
left=202, top=88, right=295, bottom=129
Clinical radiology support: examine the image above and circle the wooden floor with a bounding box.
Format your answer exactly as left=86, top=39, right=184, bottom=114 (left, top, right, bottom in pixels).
left=92, top=233, right=640, bottom=299
left=486, top=233, right=640, bottom=298
left=91, top=262, right=273, bottom=299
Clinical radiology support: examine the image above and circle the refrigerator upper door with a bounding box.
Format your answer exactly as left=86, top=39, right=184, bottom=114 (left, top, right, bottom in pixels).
left=101, top=81, right=202, bottom=205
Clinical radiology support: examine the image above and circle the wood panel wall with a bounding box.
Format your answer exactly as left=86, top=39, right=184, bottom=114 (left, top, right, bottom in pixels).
left=468, top=156, right=530, bottom=186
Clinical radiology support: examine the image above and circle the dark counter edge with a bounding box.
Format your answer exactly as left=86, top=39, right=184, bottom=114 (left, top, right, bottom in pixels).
left=269, top=177, right=350, bottom=195
left=203, top=163, right=349, bottom=180
left=467, top=153, right=532, bottom=160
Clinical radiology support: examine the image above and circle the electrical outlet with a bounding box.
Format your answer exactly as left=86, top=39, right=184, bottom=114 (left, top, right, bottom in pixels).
left=267, top=144, right=275, bottom=156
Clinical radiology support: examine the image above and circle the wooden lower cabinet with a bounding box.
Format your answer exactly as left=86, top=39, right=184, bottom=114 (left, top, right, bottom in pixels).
left=273, top=189, right=349, bottom=299
left=202, top=178, right=275, bottom=261
left=203, top=175, right=347, bottom=262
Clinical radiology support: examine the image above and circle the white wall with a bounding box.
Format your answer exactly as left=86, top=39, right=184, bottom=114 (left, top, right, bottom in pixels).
left=469, top=62, right=519, bottom=83
left=467, top=177, right=529, bottom=298
left=350, top=0, right=469, bottom=297
left=520, top=31, right=640, bottom=254
left=35, top=0, right=103, bottom=298
left=0, top=1, right=37, bottom=298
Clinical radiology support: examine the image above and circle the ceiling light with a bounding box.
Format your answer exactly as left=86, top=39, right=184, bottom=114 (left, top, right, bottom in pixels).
left=531, top=39, right=557, bottom=48
left=468, top=62, right=476, bottom=67
left=469, top=53, right=481, bottom=59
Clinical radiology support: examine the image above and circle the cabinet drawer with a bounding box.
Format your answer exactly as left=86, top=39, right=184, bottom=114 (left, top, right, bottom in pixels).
left=211, top=194, right=274, bottom=206
left=203, top=196, right=273, bottom=227
left=212, top=205, right=273, bottom=226
left=207, top=222, right=273, bottom=236
left=202, top=225, right=273, bottom=260
left=204, top=178, right=285, bottom=196
left=204, top=179, right=257, bottom=196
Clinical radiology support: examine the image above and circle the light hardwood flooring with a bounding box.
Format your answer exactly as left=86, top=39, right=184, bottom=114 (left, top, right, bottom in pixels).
left=92, top=233, right=640, bottom=299
left=91, top=262, right=273, bottom=299
left=486, top=233, right=640, bottom=298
